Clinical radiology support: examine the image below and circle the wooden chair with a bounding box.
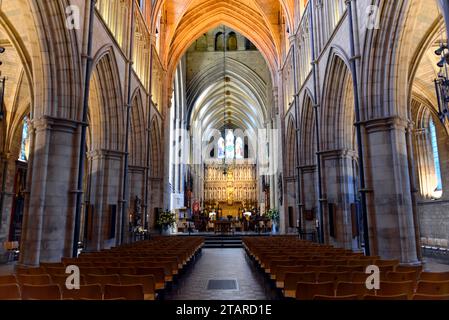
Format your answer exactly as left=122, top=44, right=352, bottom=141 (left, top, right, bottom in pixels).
left=142, top=262, right=174, bottom=282
left=313, top=294, right=359, bottom=300
left=104, top=267, right=136, bottom=275
left=62, top=284, right=103, bottom=300
left=103, top=284, right=144, bottom=300
left=283, top=272, right=316, bottom=298
left=17, top=274, right=52, bottom=285
left=268, top=260, right=296, bottom=279
left=307, top=266, right=337, bottom=273
left=84, top=274, right=120, bottom=288
left=419, top=272, right=449, bottom=282
left=386, top=271, right=418, bottom=284
left=317, top=272, right=351, bottom=284
left=336, top=265, right=365, bottom=273
left=377, top=281, right=415, bottom=299
left=412, top=293, right=449, bottom=300
left=80, top=267, right=105, bottom=275
left=40, top=262, right=65, bottom=269
left=363, top=294, right=408, bottom=300
left=396, top=265, right=422, bottom=275
left=336, top=282, right=371, bottom=299
left=321, top=259, right=347, bottom=266
left=264, top=259, right=291, bottom=273
left=0, top=284, right=21, bottom=300
left=0, top=275, right=17, bottom=285
left=120, top=262, right=145, bottom=268
left=21, top=284, right=61, bottom=300
left=416, top=280, right=449, bottom=295
left=135, top=267, right=166, bottom=290
left=296, top=282, right=335, bottom=300
left=347, top=260, right=371, bottom=266
left=275, top=265, right=305, bottom=289
left=375, top=259, right=399, bottom=267
left=16, top=266, right=46, bottom=275
left=120, top=274, right=156, bottom=300
left=45, top=267, right=67, bottom=275
left=351, top=272, right=370, bottom=283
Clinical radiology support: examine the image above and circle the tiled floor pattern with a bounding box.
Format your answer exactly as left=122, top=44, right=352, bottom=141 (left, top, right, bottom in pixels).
left=165, top=248, right=274, bottom=300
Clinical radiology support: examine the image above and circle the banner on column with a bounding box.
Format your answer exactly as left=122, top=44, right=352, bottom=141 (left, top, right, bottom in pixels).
left=171, top=193, right=185, bottom=210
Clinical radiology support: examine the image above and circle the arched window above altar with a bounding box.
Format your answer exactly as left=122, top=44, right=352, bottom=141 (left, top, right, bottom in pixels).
left=225, top=130, right=235, bottom=159
left=235, top=137, right=244, bottom=159
left=217, top=137, right=225, bottom=159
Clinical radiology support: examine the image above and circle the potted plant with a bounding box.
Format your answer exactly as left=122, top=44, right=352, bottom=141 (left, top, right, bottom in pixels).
left=266, top=208, right=280, bottom=234
left=156, top=210, right=176, bottom=235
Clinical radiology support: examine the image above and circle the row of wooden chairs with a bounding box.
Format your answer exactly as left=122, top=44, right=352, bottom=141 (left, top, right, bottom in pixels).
left=2, top=237, right=204, bottom=300
left=0, top=283, right=145, bottom=300
left=1, top=273, right=157, bottom=300
left=275, top=266, right=447, bottom=290
left=16, top=264, right=174, bottom=285
left=243, top=237, right=449, bottom=300
left=293, top=280, right=449, bottom=300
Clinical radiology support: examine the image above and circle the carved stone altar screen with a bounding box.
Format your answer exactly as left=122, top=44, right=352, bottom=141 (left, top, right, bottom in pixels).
left=204, top=163, right=257, bottom=207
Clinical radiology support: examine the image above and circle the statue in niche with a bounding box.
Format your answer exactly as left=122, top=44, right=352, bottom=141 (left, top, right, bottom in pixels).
left=134, top=196, right=143, bottom=230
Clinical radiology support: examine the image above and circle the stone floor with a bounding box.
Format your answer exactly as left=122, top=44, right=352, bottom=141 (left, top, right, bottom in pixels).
left=165, top=248, right=276, bottom=300
left=0, top=263, right=14, bottom=276
left=422, top=257, right=449, bottom=272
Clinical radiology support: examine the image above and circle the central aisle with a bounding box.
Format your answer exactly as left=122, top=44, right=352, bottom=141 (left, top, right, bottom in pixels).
left=166, top=248, right=271, bottom=300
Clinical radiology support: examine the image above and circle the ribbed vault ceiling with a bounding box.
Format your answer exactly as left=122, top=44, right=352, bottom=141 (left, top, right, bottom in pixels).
left=188, top=56, right=268, bottom=138
left=151, top=0, right=295, bottom=84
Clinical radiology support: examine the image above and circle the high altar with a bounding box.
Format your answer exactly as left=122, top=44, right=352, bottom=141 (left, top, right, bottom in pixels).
left=204, top=162, right=258, bottom=217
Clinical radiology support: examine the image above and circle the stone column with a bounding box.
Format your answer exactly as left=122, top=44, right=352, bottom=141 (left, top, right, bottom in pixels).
left=0, top=154, right=11, bottom=263
left=320, top=149, right=359, bottom=250
left=364, top=116, right=419, bottom=264
left=20, top=117, right=78, bottom=265
left=300, top=165, right=317, bottom=233
left=86, top=149, right=124, bottom=251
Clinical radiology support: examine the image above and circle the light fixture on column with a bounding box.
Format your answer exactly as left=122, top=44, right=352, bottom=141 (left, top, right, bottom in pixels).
left=434, top=42, right=449, bottom=124
left=0, top=46, right=6, bottom=121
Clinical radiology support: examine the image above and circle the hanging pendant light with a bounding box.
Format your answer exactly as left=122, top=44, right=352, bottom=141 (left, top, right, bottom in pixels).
left=435, top=43, right=449, bottom=124
left=222, top=25, right=228, bottom=176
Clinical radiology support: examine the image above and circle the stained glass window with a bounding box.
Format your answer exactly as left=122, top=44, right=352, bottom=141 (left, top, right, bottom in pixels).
left=19, top=116, right=30, bottom=162
left=235, top=137, right=244, bottom=159
left=225, top=130, right=235, bottom=159
left=217, top=137, right=225, bottom=159
left=429, top=120, right=442, bottom=192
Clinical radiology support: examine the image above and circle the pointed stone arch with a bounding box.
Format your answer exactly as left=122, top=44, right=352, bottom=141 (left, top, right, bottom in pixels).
left=129, top=89, right=146, bottom=167
left=89, top=46, right=125, bottom=152
left=300, top=91, right=316, bottom=166
left=285, top=114, right=296, bottom=178
left=321, top=50, right=355, bottom=152
left=150, top=117, right=162, bottom=178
